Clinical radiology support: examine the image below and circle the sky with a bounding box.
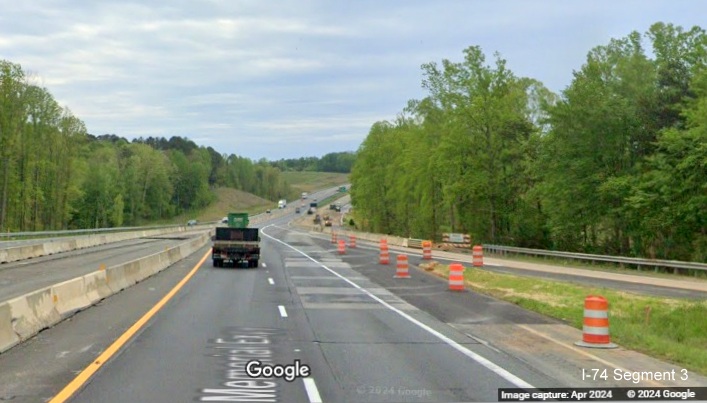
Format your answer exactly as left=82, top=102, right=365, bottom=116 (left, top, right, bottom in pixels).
left=1, top=1, right=704, bottom=160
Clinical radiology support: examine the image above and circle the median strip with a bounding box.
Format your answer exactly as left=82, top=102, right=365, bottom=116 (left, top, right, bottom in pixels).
left=0, top=231, right=212, bottom=354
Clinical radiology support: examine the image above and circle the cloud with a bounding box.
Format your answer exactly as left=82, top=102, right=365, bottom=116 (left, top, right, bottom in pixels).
left=1, top=0, right=705, bottom=159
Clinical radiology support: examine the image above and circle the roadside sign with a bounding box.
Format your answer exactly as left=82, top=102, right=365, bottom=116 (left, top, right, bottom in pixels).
left=448, top=233, right=466, bottom=243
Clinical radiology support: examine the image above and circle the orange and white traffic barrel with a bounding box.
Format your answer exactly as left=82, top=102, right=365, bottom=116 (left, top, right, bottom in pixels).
left=379, top=240, right=389, bottom=265
left=394, top=255, right=410, bottom=278
left=574, top=296, right=617, bottom=349
left=349, top=234, right=357, bottom=248
left=331, top=232, right=337, bottom=244
left=422, top=241, right=432, bottom=260
left=448, top=263, right=464, bottom=291
left=472, top=245, right=483, bottom=267
left=337, top=240, right=346, bottom=255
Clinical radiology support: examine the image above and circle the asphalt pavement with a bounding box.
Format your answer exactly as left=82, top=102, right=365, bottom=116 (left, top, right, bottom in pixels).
left=0, top=232, right=207, bottom=302
left=0, top=207, right=552, bottom=402
left=65, top=213, right=559, bottom=402
left=2, top=190, right=704, bottom=403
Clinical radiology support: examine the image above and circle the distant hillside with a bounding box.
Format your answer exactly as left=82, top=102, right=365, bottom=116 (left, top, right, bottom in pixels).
left=157, top=187, right=274, bottom=224
left=200, top=188, right=276, bottom=220
left=282, top=172, right=350, bottom=194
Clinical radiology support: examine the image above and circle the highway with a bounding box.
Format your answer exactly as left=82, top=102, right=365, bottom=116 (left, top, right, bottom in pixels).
left=0, top=212, right=547, bottom=402
left=0, top=230, right=209, bottom=302
left=1, top=187, right=705, bottom=402
left=0, top=226, right=190, bottom=250
left=332, top=197, right=707, bottom=300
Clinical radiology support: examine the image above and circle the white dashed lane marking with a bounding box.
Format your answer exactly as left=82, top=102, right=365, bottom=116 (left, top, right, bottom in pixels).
left=278, top=305, right=288, bottom=318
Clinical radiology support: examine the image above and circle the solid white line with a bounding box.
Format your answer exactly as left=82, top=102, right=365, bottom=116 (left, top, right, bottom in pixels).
left=261, top=224, right=534, bottom=389
left=268, top=278, right=275, bottom=285
left=278, top=305, right=288, bottom=318
left=303, top=378, right=323, bottom=403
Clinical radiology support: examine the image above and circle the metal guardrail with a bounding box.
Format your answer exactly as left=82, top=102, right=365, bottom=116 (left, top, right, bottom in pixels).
left=483, top=244, right=707, bottom=272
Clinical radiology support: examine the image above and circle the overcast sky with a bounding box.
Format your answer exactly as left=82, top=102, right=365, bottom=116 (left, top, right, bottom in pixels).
left=1, top=1, right=704, bottom=160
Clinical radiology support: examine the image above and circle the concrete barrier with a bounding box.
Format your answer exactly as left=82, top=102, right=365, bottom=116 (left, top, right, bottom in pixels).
left=106, top=264, right=131, bottom=294
left=51, top=278, right=91, bottom=316
left=0, top=225, right=209, bottom=264
left=139, top=253, right=164, bottom=278
left=83, top=271, right=112, bottom=303
left=0, top=302, right=19, bottom=352
left=0, top=230, right=211, bottom=354
left=122, top=260, right=142, bottom=287
left=6, top=289, right=60, bottom=340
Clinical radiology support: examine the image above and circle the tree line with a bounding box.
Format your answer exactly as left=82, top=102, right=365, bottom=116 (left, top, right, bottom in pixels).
left=350, top=22, right=706, bottom=262
left=0, top=62, right=293, bottom=231
left=270, top=151, right=356, bottom=173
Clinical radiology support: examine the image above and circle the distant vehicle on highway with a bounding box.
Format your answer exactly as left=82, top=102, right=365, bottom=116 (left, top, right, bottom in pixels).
left=301, top=192, right=308, bottom=199
left=221, top=217, right=228, bottom=224
left=295, top=207, right=300, bottom=214
left=187, top=219, right=197, bottom=226
left=266, top=209, right=271, bottom=214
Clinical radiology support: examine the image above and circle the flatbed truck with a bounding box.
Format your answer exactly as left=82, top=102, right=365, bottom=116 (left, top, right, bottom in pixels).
left=212, top=213, right=261, bottom=268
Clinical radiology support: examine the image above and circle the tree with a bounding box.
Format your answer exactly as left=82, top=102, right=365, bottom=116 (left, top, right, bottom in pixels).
left=0, top=61, right=27, bottom=231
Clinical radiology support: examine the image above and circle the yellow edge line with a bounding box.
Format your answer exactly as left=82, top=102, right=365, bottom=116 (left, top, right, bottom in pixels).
left=50, top=249, right=211, bottom=403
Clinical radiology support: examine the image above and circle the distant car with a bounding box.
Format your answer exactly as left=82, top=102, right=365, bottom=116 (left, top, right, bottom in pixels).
left=295, top=207, right=300, bottom=214
left=187, top=219, right=197, bottom=226
left=221, top=217, right=228, bottom=224
left=266, top=209, right=271, bottom=214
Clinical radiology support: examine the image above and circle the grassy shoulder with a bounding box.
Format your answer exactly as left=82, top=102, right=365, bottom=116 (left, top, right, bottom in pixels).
left=282, top=171, right=349, bottom=194
left=421, top=262, right=707, bottom=376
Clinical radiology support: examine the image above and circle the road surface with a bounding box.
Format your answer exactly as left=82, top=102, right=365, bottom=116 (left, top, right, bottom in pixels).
left=1, top=196, right=705, bottom=402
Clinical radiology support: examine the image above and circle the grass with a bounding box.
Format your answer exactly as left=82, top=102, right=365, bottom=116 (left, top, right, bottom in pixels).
left=147, top=173, right=348, bottom=227
left=422, top=262, right=707, bottom=376
left=317, top=192, right=348, bottom=208
left=281, top=171, right=350, bottom=194
left=151, top=187, right=275, bottom=225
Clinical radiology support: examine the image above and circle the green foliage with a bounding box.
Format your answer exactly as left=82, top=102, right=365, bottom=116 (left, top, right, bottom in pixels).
left=271, top=151, right=356, bottom=173
left=0, top=61, right=294, bottom=230
left=351, top=22, right=707, bottom=262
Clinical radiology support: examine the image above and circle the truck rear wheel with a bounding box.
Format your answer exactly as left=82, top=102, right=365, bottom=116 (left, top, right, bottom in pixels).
left=213, top=259, right=222, bottom=267
left=249, top=259, right=259, bottom=268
